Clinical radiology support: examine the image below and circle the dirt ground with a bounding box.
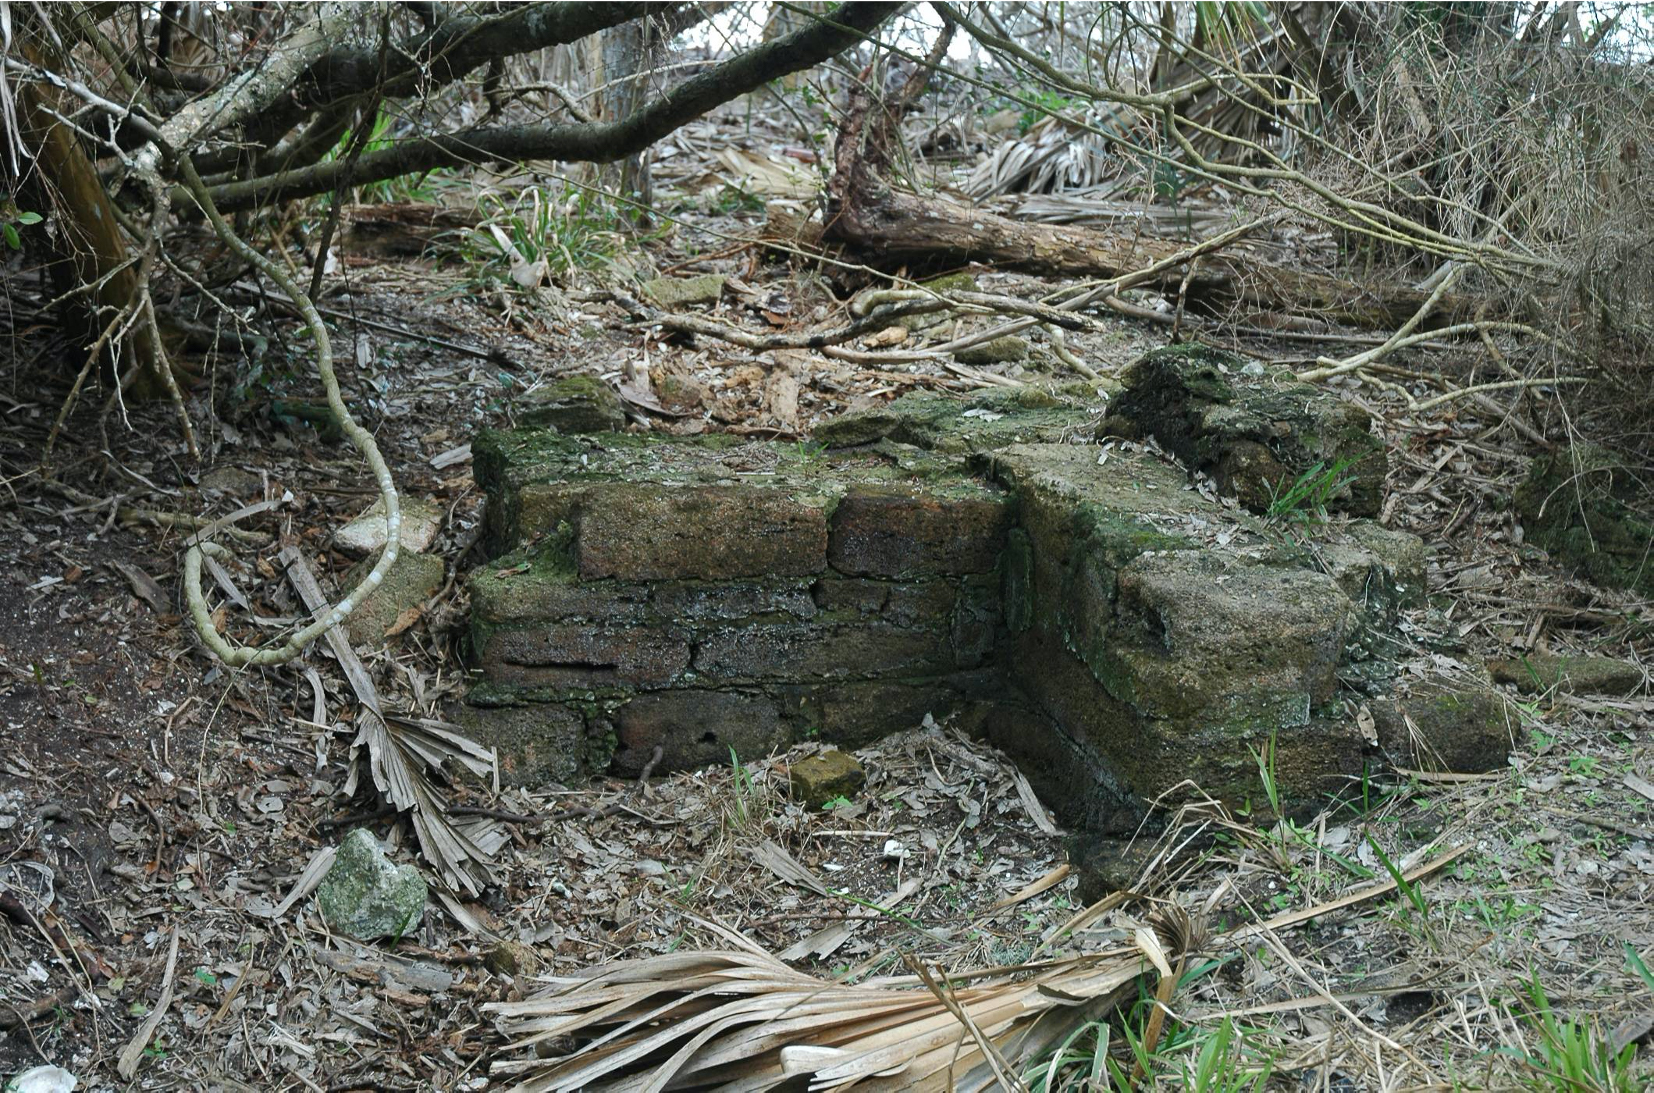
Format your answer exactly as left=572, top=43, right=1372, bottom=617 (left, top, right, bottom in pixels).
left=3, top=203, right=1653, bottom=1091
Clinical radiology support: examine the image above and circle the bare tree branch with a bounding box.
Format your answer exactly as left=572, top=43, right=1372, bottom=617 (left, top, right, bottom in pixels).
left=202, top=1, right=900, bottom=210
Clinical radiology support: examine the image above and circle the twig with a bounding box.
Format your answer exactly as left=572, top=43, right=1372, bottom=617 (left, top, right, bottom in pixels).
left=117, top=927, right=180, bottom=1080
left=637, top=744, right=665, bottom=787
left=447, top=806, right=541, bottom=825
left=1296, top=263, right=1470, bottom=383
left=0, top=985, right=77, bottom=1031
left=1047, top=325, right=1102, bottom=381
left=1410, top=375, right=1586, bottom=414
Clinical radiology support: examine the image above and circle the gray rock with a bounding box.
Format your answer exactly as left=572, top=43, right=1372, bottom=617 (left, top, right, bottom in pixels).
left=316, top=828, right=426, bottom=940
left=334, top=497, right=443, bottom=558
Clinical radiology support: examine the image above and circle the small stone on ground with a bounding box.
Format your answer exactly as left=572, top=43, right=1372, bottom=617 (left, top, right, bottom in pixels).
left=789, top=750, right=866, bottom=809
left=315, top=828, right=427, bottom=941
left=334, top=496, right=444, bottom=557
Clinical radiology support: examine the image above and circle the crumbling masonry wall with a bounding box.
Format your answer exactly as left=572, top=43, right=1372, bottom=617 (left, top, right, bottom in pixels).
left=461, top=349, right=1510, bottom=831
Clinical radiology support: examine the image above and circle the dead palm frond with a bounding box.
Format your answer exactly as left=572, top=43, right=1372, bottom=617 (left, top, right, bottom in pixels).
left=967, top=112, right=1133, bottom=201
left=485, top=920, right=1162, bottom=1092
left=283, top=547, right=502, bottom=895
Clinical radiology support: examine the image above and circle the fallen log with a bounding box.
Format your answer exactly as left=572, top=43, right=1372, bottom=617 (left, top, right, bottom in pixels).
left=824, top=84, right=1478, bottom=330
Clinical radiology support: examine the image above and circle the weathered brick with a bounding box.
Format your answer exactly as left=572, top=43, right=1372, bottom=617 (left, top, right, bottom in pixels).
left=797, top=680, right=980, bottom=748
left=789, top=750, right=866, bottom=808
left=812, top=577, right=956, bottom=626
left=469, top=560, right=648, bottom=625
left=495, top=482, right=586, bottom=555
left=342, top=551, right=444, bottom=645
left=611, top=690, right=787, bottom=774
left=827, top=488, right=1011, bottom=577
left=454, top=702, right=593, bottom=785
left=577, top=485, right=827, bottom=580
left=1107, top=552, right=1352, bottom=720
left=951, top=575, right=1003, bottom=668
left=651, top=579, right=817, bottom=623
left=516, top=374, right=625, bottom=433
left=693, top=622, right=950, bottom=682
left=478, top=624, right=689, bottom=687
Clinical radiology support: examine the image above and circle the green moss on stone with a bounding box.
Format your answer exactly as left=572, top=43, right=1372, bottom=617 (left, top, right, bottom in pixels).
left=517, top=374, right=625, bottom=433
left=816, top=390, right=1095, bottom=453
left=1515, top=444, right=1654, bottom=596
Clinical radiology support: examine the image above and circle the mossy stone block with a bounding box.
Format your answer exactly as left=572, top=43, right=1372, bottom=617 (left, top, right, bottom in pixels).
left=828, top=486, right=1012, bottom=577
left=519, top=374, right=625, bottom=433
left=1515, top=444, right=1654, bottom=596
left=343, top=551, right=445, bottom=645
left=1114, top=343, right=1387, bottom=517
left=954, top=335, right=1029, bottom=366
left=642, top=274, right=726, bottom=309
left=1487, top=652, right=1645, bottom=697
left=1372, top=681, right=1511, bottom=774
left=789, top=750, right=866, bottom=808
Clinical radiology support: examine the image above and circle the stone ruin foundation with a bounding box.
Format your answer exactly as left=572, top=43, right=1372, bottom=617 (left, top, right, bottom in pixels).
left=458, top=347, right=1512, bottom=842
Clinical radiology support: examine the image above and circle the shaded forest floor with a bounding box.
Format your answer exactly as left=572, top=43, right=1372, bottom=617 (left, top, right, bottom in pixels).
left=3, top=158, right=1653, bottom=1089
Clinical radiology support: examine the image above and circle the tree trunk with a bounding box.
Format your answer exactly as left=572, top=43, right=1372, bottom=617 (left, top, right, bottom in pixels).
left=825, top=90, right=1479, bottom=330
left=600, top=16, right=655, bottom=216
left=13, top=36, right=168, bottom=396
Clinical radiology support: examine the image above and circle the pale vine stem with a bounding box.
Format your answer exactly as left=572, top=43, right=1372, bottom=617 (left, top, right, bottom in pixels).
left=15, top=28, right=401, bottom=667
left=172, top=154, right=401, bottom=667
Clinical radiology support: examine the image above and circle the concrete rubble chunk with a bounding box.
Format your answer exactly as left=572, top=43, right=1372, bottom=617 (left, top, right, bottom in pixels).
left=642, top=274, right=726, bottom=309
left=343, top=551, right=444, bottom=645
left=789, top=750, right=866, bottom=809
left=334, top=496, right=443, bottom=557
left=316, top=828, right=427, bottom=941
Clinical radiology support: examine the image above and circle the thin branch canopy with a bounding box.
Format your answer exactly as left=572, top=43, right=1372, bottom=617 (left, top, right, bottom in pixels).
left=200, top=2, right=901, bottom=210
